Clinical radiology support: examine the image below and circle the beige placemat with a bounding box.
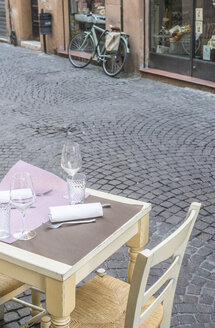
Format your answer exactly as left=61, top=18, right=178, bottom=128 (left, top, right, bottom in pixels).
left=13, top=195, right=143, bottom=266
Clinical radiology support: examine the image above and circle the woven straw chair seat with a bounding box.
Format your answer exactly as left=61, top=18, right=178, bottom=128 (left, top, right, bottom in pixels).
left=70, top=275, right=163, bottom=328
left=0, top=273, right=24, bottom=297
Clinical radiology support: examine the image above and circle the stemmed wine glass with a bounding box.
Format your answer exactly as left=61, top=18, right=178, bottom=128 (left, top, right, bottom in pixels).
left=61, top=141, right=82, bottom=179
left=10, top=172, right=36, bottom=240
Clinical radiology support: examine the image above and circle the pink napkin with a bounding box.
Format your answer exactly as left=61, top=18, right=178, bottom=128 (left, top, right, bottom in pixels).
left=0, top=160, right=69, bottom=244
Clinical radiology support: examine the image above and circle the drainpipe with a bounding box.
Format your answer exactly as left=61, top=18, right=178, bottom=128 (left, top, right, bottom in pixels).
left=8, top=0, right=17, bottom=46
left=143, top=0, right=146, bottom=68
left=62, top=0, right=66, bottom=50
left=120, top=0, right=123, bottom=31
left=68, top=0, right=71, bottom=40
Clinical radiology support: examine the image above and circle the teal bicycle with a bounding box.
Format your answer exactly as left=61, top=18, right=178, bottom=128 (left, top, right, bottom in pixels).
left=68, top=14, right=129, bottom=77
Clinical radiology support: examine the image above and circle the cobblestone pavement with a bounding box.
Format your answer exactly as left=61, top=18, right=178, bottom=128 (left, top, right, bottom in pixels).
left=0, top=42, right=215, bottom=328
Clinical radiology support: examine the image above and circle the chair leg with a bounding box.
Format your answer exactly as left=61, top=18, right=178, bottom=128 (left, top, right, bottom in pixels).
left=96, top=268, right=106, bottom=277
left=0, top=304, right=4, bottom=321
left=40, top=315, right=51, bottom=328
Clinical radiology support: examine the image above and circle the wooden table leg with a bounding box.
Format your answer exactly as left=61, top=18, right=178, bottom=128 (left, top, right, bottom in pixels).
left=126, top=212, right=150, bottom=283
left=31, top=288, right=42, bottom=317
left=45, top=275, right=76, bottom=328
left=0, top=304, right=4, bottom=321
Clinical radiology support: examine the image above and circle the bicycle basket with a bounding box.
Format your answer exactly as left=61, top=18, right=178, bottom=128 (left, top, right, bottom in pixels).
left=105, top=32, right=121, bottom=52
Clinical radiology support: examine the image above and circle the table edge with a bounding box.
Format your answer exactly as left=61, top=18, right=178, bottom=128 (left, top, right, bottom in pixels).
left=0, top=191, right=151, bottom=281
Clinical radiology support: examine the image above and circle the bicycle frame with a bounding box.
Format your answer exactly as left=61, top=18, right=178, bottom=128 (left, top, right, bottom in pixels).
left=90, top=25, right=106, bottom=58
left=86, top=24, right=129, bottom=60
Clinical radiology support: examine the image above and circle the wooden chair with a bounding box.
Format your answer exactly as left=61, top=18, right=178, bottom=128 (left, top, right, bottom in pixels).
left=0, top=274, right=46, bottom=327
left=0, top=274, right=27, bottom=320
left=69, top=202, right=201, bottom=328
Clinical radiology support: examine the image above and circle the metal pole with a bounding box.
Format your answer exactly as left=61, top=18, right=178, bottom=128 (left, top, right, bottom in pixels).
left=143, top=0, right=146, bottom=68
left=120, top=0, right=123, bottom=31
left=43, top=34, right=47, bottom=53
left=40, top=8, right=47, bottom=54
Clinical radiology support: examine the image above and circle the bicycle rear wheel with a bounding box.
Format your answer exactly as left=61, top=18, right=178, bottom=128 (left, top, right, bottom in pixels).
left=102, top=37, right=128, bottom=77
left=68, top=32, right=95, bottom=68
left=181, top=32, right=200, bottom=56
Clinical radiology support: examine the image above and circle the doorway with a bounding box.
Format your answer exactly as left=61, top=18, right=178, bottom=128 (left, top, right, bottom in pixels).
left=31, top=0, right=39, bottom=40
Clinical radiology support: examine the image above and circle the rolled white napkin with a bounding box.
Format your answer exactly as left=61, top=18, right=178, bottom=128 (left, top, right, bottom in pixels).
left=49, top=202, right=103, bottom=223
left=0, top=189, right=33, bottom=203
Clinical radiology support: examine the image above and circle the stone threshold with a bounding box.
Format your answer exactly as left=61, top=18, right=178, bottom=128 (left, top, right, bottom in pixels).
left=140, top=68, right=215, bottom=93
left=58, top=49, right=98, bottom=63
left=21, top=40, right=41, bottom=51
left=0, top=37, right=9, bottom=43
left=0, top=39, right=41, bottom=52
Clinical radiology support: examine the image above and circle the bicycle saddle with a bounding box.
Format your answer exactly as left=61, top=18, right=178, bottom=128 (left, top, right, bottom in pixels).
left=109, top=25, right=121, bottom=31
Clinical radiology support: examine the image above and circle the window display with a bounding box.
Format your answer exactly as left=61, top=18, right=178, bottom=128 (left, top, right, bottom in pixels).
left=70, top=0, right=105, bottom=34
left=151, top=0, right=192, bottom=57
left=150, top=0, right=215, bottom=63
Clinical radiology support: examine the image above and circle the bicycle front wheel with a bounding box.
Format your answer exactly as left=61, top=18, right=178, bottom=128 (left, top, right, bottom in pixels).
left=103, top=37, right=128, bottom=77
left=68, top=32, right=95, bottom=68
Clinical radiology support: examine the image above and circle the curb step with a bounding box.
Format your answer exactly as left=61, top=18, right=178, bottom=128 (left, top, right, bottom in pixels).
left=21, top=40, right=41, bottom=51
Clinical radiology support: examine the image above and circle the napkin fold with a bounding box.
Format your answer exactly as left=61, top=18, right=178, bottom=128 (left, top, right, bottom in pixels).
left=49, top=202, right=103, bottom=222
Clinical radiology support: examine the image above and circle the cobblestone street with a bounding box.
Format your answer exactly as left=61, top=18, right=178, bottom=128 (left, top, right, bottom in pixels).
left=0, top=42, right=215, bottom=328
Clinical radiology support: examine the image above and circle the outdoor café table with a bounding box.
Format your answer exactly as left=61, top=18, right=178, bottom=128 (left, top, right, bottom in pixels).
left=0, top=187, right=151, bottom=328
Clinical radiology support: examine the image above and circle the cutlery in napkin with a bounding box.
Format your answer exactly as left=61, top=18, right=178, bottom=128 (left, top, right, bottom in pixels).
left=49, top=203, right=103, bottom=223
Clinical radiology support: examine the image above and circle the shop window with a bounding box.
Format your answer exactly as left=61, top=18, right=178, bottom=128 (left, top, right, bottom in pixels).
left=70, top=0, right=105, bottom=34
left=150, top=0, right=192, bottom=58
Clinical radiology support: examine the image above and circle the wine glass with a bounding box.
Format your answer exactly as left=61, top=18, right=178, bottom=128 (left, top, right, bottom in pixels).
left=10, top=172, right=36, bottom=240
left=61, top=141, right=82, bottom=179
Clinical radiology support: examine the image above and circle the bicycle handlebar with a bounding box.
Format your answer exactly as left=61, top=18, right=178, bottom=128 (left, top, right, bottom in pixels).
left=85, top=12, right=106, bottom=23
left=86, top=12, right=98, bottom=22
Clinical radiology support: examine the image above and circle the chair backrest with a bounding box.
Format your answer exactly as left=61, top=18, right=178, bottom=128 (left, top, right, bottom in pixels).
left=125, top=202, right=201, bottom=328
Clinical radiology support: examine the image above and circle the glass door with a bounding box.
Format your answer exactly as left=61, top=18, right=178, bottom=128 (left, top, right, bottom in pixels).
left=149, top=0, right=193, bottom=75
left=192, top=1, right=215, bottom=81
